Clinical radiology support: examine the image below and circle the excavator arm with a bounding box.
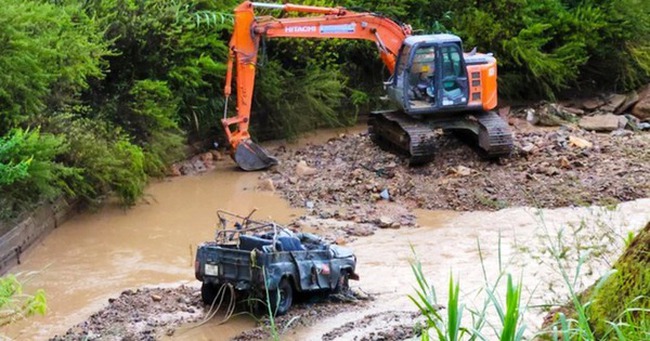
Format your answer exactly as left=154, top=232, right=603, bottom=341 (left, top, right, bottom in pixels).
left=222, top=1, right=412, bottom=170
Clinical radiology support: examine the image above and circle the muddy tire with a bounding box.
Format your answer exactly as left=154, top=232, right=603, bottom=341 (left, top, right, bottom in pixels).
left=335, top=270, right=350, bottom=293
left=201, top=282, right=218, bottom=306
left=268, top=278, right=293, bottom=316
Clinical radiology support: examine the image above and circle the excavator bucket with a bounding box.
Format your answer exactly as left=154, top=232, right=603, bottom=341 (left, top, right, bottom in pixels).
left=234, top=139, right=279, bottom=171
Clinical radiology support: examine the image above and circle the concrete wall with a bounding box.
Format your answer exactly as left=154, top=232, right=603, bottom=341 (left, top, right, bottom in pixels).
left=0, top=197, right=77, bottom=275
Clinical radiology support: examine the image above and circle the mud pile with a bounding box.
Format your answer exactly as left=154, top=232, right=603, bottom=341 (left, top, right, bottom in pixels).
left=262, top=122, right=649, bottom=212
left=49, top=286, right=368, bottom=341
left=49, top=286, right=204, bottom=341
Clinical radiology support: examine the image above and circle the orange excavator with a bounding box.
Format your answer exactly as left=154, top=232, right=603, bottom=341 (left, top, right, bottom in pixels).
left=222, top=1, right=513, bottom=171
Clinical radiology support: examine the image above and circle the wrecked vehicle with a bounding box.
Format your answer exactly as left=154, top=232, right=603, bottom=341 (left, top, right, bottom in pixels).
left=195, top=210, right=359, bottom=315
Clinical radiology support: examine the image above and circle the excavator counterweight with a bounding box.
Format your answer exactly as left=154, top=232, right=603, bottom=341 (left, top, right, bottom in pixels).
left=221, top=1, right=513, bottom=170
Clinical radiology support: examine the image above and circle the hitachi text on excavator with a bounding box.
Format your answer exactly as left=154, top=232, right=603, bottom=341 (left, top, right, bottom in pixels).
left=221, top=1, right=514, bottom=171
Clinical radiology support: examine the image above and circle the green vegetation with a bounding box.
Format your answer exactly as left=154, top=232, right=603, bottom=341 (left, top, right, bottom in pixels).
left=1, top=0, right=650, bottom=219
left=0, top=274, right=46, bottom=328
left=409, top=245, right=526, bottom=341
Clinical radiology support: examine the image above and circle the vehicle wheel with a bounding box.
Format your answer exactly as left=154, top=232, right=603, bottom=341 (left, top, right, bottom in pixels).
left=201, top=282, right=218, bottom=306
left=335, top=270, right=350, bottom=293
left=268, top=278, right=293, bottom=316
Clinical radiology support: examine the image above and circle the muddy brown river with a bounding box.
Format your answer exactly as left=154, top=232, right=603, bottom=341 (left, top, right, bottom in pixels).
left=4, top=128, right=650, bottom=340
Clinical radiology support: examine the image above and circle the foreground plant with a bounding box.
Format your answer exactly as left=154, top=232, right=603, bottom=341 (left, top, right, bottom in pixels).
left=0, top=274, right=46, bottom=328
left=408, top=245, right=526, bottom=341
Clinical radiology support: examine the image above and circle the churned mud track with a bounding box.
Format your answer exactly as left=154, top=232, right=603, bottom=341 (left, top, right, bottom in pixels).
left=49, top=285, right=368, bottom=341
left=264, top=125, right=650, bottom=212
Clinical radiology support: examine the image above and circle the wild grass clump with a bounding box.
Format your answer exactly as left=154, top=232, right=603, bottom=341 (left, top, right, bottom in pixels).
left=409, top=243, right=526, bottom=341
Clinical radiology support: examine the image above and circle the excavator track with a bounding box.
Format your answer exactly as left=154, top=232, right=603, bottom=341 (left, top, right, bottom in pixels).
left=368, top=111, right=437, bottom=165
left=473, top=111, right=514, bottom=158
left=368, top=110, right=513, bottom=165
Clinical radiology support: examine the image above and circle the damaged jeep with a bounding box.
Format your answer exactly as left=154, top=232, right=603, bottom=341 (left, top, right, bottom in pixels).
left=195, top=210, right=359, bottom=315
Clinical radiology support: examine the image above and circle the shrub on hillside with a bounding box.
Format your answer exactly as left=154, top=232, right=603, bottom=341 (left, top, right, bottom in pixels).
left=0, top=129, right=78, bottom=219
left=0, top=0, right=106, bottom=133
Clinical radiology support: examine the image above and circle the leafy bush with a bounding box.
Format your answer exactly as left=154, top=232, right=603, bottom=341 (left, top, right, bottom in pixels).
left=252, top=61, right=349, bottom=140
left=81, top=0, right=235, bottom=141
left=0, top=274, right=46, bottom=328
left=0, top=129, right=78, bottom=219
left=0, top=0, right=106, bottom=133
left=44, top=113, right=147, bottom=207
left=127, top=80, right=185, bottom=176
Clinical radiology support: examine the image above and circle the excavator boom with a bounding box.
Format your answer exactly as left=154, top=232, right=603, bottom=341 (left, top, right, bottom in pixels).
left=222, top=1, right=411, bottom=170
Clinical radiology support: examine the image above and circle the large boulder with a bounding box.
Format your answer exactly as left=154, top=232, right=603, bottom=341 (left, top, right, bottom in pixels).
left=601, top=94, right=627, bottom=112
left=579, top=114, right=626, bottom=132
left=631, top=85, right=650, bottom=120
left=615, top=91, right=639, bottom=114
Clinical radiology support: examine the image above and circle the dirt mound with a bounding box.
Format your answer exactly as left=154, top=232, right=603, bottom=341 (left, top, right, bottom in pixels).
left=49, top=285, right=367, bottom=341
left=49, top=286, right=204, bottom=341
left=263, top=125, right=649, bottom=212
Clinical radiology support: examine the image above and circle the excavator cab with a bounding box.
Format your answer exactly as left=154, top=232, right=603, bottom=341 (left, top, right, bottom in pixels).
left=387, top=35, right=470, bottom=116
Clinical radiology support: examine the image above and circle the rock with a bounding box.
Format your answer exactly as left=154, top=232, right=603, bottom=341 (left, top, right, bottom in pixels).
left=199, top=152, right=213, bottom=162
left=610, top=129, right=633, bottom=137
left=151, top=294, right=162, bottom=302
left=525, top=109, right=538, bottom=125
left=632, top=92, right=650, bottom=120
left=617, top=115, right=628, bottom=128
left=580, top=97, right=605, bottom=111
left=334, top=236, right=347, bottom=245
left=560, top=105, right=585, bottom=116
left=451, top=165, right=473, bottom=176
left=551, top=103, right=579, bottom=122
left=345, top=224, right=374, bottom=237
left=169, top=164, right=182, bottom=177
left=210, top=150, right=224, bottom=161
left=559, top=156, right=571, bottom=169
left=498, top=106, right=510, bottom=119
left=601, top=94, right=627, bottom=112
left=296, top=160, right=318, bottom=177
left=616, top=92, right=640, bottom=115
left=377, top=216, right=394, bottom=228
left=520, top=143, right=535, bottom=154
left=258, top=178, right=275, bottom=191
left=625, top=114, right=641, bottom=130
left=527, top=104, right=568, bottom=126
left=568, top=136, right=593, bottom=149
left=578, top=114, right=622, bottom=132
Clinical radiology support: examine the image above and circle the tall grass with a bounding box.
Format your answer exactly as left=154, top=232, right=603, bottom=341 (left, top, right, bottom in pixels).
left=408, top=244, right=526, bottom=341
